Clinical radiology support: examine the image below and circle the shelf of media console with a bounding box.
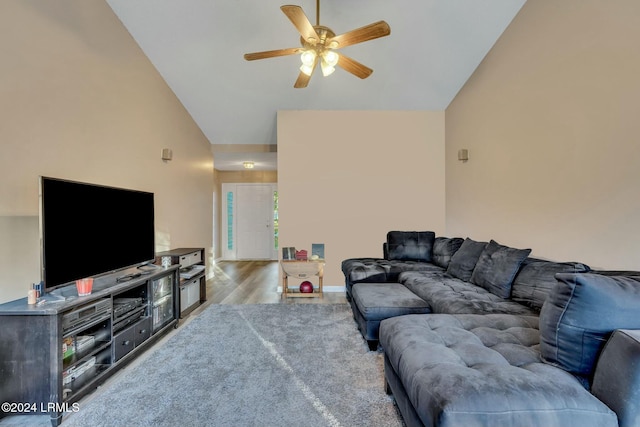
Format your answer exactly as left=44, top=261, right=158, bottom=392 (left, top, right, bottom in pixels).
left=62, top=322, right=112, bottom=370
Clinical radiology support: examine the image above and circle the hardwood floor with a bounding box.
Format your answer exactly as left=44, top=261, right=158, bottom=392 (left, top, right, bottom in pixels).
left=203, top=260, right=348, bottom=305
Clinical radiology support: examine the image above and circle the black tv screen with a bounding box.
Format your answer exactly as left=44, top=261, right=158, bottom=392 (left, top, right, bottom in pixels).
left=40, top=177, right=155, bottom=292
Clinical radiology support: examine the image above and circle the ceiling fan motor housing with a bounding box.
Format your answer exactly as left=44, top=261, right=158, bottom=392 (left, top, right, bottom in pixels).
left=300, top=25, right=337, bottom=50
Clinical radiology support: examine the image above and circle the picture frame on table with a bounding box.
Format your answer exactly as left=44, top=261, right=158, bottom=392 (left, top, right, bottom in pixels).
left=282, top=247, right=296, bottom=260
left=311, top=243, right=325, bottom=260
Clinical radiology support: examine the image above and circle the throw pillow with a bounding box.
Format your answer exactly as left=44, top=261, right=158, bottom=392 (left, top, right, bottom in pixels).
left=470, top=240, right=531, bottom=299
left=539, top=273, right=640, bottom=379
left=511, top=259, right=590, bottom=310
left=432, top=237, right=464, bottom=269
left=386, top=231, right=435, bottom=262
left=446, top=238, right=487, bottom=281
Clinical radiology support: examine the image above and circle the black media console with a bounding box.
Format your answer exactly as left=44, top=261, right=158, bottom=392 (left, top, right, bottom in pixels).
left=0, top=265, right=180, bottom=426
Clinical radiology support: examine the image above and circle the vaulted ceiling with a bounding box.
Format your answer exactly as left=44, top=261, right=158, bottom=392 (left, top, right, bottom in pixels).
left=106, top=0, right=526, bottom=170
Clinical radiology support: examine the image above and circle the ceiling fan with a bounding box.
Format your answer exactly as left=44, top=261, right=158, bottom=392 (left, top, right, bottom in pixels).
left=244, top=0, right=391, bottom=88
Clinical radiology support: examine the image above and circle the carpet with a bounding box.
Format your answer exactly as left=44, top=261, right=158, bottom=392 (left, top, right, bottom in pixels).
left=63, top=303, right=404, bottom=427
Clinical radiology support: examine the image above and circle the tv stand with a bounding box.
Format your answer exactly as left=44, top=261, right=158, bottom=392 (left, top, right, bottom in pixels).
left=0, top=266, right=179, bottom=426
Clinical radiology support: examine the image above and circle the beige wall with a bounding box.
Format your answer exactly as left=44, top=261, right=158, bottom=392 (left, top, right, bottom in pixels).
left=212, top=169, right=277, bottom=259
left=278, top=111, right=445, bottom=287
left=446, top=0, right=640, bottom=269
left=0, top=0, right=213, bottom=303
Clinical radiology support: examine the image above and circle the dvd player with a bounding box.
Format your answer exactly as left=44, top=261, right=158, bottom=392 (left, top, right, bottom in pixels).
left=62, top=299, right=111, bottom=334
left=113, top=297, right=143, bottom=319
left=113, top=306, right=146, bottom=333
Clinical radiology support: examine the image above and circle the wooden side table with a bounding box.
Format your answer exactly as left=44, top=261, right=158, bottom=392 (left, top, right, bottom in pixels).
left=280, top=260, right=325, bottom=298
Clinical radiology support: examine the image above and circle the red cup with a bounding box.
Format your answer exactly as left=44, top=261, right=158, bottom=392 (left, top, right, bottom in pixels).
left=76, top=278, right=93, bottom=296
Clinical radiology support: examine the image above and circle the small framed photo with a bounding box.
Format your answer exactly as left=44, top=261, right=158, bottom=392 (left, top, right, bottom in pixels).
left=282, top=247, right=296, bottom=260
left=311, top=243, right=325, bottom=260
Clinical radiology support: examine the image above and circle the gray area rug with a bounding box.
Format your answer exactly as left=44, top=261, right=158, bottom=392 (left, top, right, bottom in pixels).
left=63, top=303, right=404, bottom=427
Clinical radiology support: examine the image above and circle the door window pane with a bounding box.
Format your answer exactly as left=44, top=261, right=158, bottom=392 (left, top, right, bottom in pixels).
left=273, top=190, right=279, bottom=249
left=227, top=191, right=233, bottom=250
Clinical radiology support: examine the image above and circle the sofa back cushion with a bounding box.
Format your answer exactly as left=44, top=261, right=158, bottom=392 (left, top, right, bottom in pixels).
left=446, top=238, right=487, bottom=281
left=469, top=240, right=531, bottom=299
left=540, top=272, right=640, bottom=378
left=386, top=231, right=435, bottom=262
left=432, top=237, right=464, bottom=269
left=512, top=259, right=590, bottom=310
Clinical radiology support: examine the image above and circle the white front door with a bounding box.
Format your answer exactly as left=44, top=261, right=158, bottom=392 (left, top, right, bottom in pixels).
left=222, top=183, right=276, bottom=260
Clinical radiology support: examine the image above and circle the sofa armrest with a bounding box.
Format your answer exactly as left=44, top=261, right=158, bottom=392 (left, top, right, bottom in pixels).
left=383, top=242, right=389, bottom=260
left=592, top=329, right=640, bottom=427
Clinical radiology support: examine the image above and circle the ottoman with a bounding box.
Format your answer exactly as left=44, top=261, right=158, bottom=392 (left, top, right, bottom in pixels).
left=350, top=282, right=431, bottom=350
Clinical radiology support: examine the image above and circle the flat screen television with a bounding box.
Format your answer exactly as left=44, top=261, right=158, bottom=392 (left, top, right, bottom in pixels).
left=39, top=176, right=155, bottom=293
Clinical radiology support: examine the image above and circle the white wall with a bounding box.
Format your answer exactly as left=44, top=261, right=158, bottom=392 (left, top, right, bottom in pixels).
left=0, top=0, right=213, bottom=303
left=277, top=110, right=445, bottom=287
left=446, top=0, right=640, bottom=269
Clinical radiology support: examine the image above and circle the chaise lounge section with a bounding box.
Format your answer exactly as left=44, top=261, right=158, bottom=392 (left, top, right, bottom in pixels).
left=342, top=231, right=640, bottom=427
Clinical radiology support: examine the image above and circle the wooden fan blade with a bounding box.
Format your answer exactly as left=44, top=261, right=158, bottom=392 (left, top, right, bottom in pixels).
left=244, top=47, right=302, bottom=61
left=328, top=20, right=390, bottom=49
left=294, top=71, right=311, bottom=89
left=336, top=54, right=373, bottom=79
left=281, top=5, right=319, bottom=44
left=294, top=56, right=318, bottom=88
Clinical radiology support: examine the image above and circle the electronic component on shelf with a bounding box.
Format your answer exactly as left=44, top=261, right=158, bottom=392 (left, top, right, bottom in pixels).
left=62, top=356, right=96, bottom=385
left=113, top=297, right=146, bottom=333
left=62, top=299, right=111, bottom=334
left=75, top=335, right=95, bottom=354
left=179, top=264, right=205, bottom=280
left=113, top=297, right=143, bottom=319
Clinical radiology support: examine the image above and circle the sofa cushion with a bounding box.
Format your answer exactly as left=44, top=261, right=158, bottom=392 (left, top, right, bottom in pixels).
left=446, top=238, right=487, bottom=281
left=512, top=259, right=590, bottom=311
left=352, top=282, right=431, bottom=321
left=386, top=231, right=435, bottom=262
left=470, top=240, right=531, bottom=299
left=341, top=258, right=443, bottom=293
left=379, top=313, right=618, bottom=427
left=399, top=270, right=537, bottom=316
left=432, top=237, right=464, bottom=269
left=540, top=272, right=640, bottom=378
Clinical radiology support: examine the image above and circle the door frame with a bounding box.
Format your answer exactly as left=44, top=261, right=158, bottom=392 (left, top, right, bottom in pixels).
left=221, top=183, right=278, bottom=260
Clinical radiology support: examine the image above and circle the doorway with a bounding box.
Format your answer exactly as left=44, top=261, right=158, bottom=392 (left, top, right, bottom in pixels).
left=221, top=183, right=278, bottom=260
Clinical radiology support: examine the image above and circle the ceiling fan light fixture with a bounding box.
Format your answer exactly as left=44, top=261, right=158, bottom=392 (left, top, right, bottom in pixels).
left=300, top=63, right=314, bottom=76
left=300, top=50, right=317, bottom=66
left=320, top=60, right=335, bottom=77
left=322, top=50, right=339, bottom=67
left=300, top=49, right=317, bottom=75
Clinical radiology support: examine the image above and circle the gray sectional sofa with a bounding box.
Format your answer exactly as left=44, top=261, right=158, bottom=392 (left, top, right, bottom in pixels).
left=341, top=231, right=640, bottom=427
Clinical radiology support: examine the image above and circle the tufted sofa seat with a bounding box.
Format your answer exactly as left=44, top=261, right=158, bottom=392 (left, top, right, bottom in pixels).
left=380, top=313, right=619, bottom=427
left=399, top=270, right=536, bottom=316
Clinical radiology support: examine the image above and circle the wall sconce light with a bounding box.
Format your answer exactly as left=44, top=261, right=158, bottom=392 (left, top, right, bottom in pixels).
left=458, top=149, right=469, bottom=162
left=243, top=161, right=255, bottom=169
left=161, top=148, right=173, bottom=161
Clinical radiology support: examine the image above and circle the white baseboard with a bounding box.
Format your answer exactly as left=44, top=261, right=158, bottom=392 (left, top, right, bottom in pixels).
left=323, top=286, right=346, bottom=293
